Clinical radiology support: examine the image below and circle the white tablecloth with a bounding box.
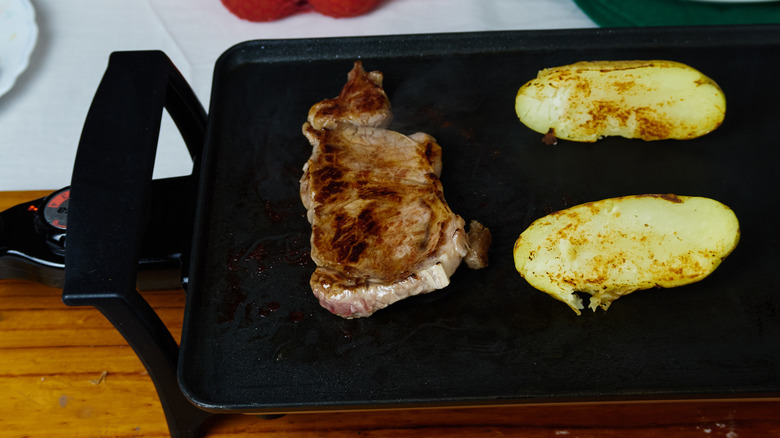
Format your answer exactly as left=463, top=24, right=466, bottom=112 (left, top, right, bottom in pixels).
left=0, top=0, right=596, bottom=191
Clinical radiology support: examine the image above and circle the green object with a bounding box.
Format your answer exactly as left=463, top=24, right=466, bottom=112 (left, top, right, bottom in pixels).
left=572, top=0, right=780, bottom=27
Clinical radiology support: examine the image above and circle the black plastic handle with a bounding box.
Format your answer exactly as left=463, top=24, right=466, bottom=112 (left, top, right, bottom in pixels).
left=64, top=50, right=206, bottom=302
left=61, top=51, right=212, bottom=437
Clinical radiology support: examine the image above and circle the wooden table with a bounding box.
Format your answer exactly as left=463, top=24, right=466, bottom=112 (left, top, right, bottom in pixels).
left=2, top=190, right=779, bottom=437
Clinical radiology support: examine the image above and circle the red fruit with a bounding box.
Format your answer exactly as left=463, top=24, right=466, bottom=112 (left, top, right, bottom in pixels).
left=308, top=0, right=382, bottom=18
left=221, top=0, right=310, bottom=22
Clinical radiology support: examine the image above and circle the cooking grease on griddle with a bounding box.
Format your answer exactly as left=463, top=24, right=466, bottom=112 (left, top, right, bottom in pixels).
left=258, top=301, right=280, bottom=318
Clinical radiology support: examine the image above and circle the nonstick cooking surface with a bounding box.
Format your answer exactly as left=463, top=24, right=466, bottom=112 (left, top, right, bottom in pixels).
left=179, top=26, right=780, bottom=412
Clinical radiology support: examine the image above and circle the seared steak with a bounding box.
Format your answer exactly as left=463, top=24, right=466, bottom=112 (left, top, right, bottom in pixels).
left=300, top=61, right=490, bottom=318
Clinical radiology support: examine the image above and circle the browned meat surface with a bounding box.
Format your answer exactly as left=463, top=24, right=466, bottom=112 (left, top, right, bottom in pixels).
left=300, top=61, right=490, bottom=318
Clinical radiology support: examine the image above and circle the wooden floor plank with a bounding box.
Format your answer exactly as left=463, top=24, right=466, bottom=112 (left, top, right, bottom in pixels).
left=200, top=402, right=780, bottom=437
left=0, top=346, right=145, bottom=376
left=0, top=281, right=184, bottom=349
left=2, top=374, right=170, bottom=437
left=0, top=307, right=184, bottom=331
left=0, top=289, right=185, bottom=310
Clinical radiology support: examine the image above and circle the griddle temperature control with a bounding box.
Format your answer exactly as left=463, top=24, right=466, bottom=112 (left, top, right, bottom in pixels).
left=0, top=187, right=69, bottom=288
left=33, top=187, right=70, bottom=256
left=42, top=187, right=69, bottom=231
left=1, top=178, right=194, bottom=290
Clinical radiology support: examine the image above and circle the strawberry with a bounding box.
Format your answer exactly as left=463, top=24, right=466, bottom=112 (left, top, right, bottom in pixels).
left=221, top=0, right=310, bottom=22
left=307, top=0, right=383, bottom=18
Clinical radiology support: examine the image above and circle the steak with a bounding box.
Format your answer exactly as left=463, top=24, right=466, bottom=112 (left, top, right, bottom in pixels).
left=300, top=61, right=491, bottom=318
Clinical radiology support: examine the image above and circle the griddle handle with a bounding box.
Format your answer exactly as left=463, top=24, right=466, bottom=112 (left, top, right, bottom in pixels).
left=65, top=50, right=206, bottom=298
left=62, top=51, right=211, bottom=438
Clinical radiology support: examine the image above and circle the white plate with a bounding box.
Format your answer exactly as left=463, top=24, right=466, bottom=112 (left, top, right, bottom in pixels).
left=0, top=0, right=38, bottom=98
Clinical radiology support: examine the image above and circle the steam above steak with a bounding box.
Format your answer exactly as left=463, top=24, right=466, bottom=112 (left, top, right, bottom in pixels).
left=300, top=61, right=491, bottom=318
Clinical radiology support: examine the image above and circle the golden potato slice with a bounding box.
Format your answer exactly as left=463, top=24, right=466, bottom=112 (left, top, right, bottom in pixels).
left=513, top=194, right=739, bottom=314
left=515, top=60, right=726, bottom=142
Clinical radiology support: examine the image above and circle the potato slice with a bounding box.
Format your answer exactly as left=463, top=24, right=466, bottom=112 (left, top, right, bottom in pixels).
left=513, top=194, right=739, bottom=314
left=515, top=60, right=726, bottom=142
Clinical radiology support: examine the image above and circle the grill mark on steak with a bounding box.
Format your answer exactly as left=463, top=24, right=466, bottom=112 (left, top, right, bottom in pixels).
left=312, top=164, right=343, bottom=182
left=358, top=186, right=402, bottom=202
left=331, top=208, right=381, bottom=264
left=300, top=61, right=491, bottom=318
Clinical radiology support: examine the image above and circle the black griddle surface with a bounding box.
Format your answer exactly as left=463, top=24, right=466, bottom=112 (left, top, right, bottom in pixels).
left=179, top=26, right=780, bottom=412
